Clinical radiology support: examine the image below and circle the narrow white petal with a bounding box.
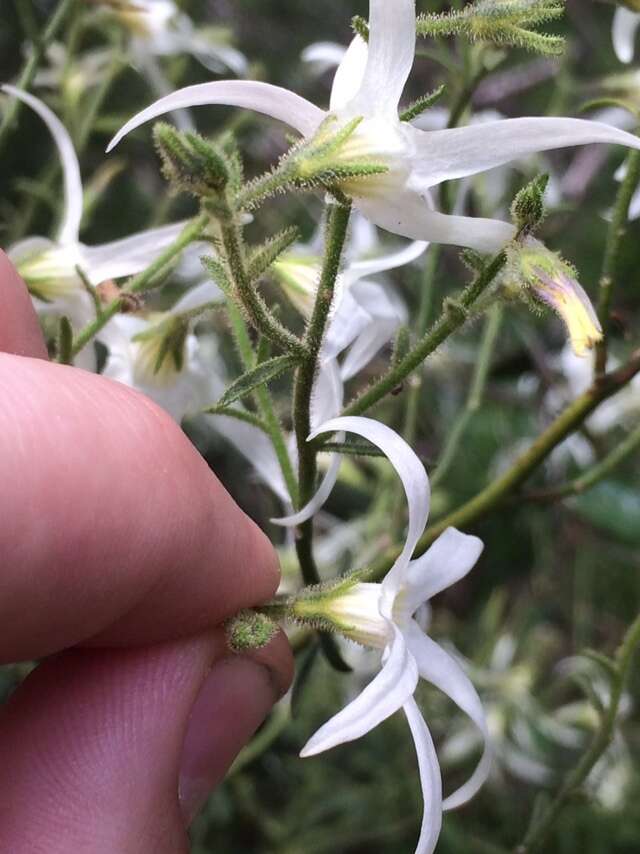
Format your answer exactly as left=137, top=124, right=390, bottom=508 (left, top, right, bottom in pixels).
left=329, top=36, right=369, bottom=112
left=171, top=279, right=222, bottom=313
left=404, top=528, right=484, bottom=614
left=271, top=360, right=344, bottom=527
left=207, top=414, right=292, bottom=504
left=300, top=626, right=418, bottom=756
left=341, top=316, right=400, bottom=381
left=80, top=221, right=190, bottom=284
left=133, top=50, right=195, bottom=131
left=2, top=85, right=83, bottom=246
left=272, top=454, right=342, bottom=528
left=309, top=417, right=430, bottom=589
left=343, top=239, right=428, bottom=286
left=612, top=8, right=639, bottom=64
left=190, top=41, right=248, bottom=76
left=107, top=81, right=325, bottom=151
left=406, top=623, right=492, bottom=810
left=403, top=698, right=443, bottom=854
left=302, top=41, right=348, bottom=77
left=408, top=117, right=640, bottom=190
left=323, top=288, right=373, bottom=362
left=349, top=0, right=416, bottom=117
left=356, top=188, right=516, bottom=254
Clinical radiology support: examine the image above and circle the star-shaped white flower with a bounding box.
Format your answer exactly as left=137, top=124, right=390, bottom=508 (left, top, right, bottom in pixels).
left=612, top=6, right=640, bottom=64
left=109, top=0, right=640, bottom=254
left=1, top=85, right=193, bottom=368
left=293, top=416, right=489, bottom=854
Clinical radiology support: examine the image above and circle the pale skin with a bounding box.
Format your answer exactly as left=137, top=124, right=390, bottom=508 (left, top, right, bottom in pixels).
left=0, top=249, right=293, bottom=853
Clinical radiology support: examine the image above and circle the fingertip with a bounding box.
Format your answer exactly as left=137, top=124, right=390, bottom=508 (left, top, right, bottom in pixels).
left=0, top=250, right=48, bottom=359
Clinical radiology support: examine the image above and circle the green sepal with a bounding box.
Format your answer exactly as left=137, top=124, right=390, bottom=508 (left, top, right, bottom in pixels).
left=400, top=85, right=446, bottom=122
left=417, top=0, right=566, bottom=56
left=247, top=227, right=300, bottom=283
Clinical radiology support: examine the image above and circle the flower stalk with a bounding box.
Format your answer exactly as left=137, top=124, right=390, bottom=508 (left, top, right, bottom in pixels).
left=595, top=145, right=640, bottom=375
left=293, top=202, right=352, bottom=585
left=341, top=249, right=507, bottom=418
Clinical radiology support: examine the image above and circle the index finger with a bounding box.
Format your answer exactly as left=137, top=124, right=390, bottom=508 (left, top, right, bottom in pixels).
left=0, top=256, right=280, bottom=663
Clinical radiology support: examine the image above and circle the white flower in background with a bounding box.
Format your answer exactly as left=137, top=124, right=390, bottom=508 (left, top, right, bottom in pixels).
left=612, top=4, right=640, bottom=64
left=104, top=0, right=247, bottom=131
left=291, top=416, right=489, bottom=854
left=108, top=0, right=247, bottom=75
left=441, top=633, right=584, bottom=788
left=110, top=0, right=640, bottom=254
left=553, top=344, right=640, bottom=434
left=1, top=85, right=192, bottom=369
left=100, top=281, right=224, bottom=422
left=33, top=42, right=114, bottom=111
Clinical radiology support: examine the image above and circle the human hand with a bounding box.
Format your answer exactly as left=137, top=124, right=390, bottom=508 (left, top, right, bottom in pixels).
left=0, top=250, right=293, bottom=853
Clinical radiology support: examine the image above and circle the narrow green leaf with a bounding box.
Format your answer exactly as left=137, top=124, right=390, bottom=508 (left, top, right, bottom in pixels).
left=202, top=404, right=270, bottom=435
left=218, top=354, right=300, bottom=408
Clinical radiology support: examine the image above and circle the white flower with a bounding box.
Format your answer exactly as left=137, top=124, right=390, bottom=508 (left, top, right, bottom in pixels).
left=100, top=281, right=224, bottom=422
left=1, top=85, right=192, bottom=368
left=292, top=416, right=489, bottom=854
left=108, top=0, right=247, bottom=76
left=612, top=6, right=640, bottom=64
left=109, top=0, right=640, bottom=254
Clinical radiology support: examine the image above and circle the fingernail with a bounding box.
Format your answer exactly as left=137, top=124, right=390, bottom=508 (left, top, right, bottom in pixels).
left=178, top=656, right=278, bottom=824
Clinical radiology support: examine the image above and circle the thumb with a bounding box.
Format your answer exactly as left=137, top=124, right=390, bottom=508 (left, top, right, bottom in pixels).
left=0, top=631, right=293, bottom=854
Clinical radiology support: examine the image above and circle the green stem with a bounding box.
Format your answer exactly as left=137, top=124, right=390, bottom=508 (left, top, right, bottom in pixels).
left=226, top=303, right=299, bottom=506
left=293, top=203, right=351, bottom=586
left=402, top=246, right=441, bottom=448
left=525, top=420, right=640, bottom=503
left=219, top=219, right=306, bottom=358
left=516, top=613, right=640, bottom=853
left=70, top=214, right=208, bottom=358
left=367, top=351, right=640, bottom=580
left=0, top=0, right=77, bottom=153
left=343, top=250, right=507, bottom=417
left=595, top=146, right=640, bottom=376
left=431, top=304, right=503, bottom=489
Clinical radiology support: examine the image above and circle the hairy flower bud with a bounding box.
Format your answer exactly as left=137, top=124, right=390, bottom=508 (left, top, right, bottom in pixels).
left=506, top=240, right=602, bottom=357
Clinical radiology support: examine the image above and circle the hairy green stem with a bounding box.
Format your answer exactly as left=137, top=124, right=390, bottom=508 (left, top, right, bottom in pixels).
left=70, top=214, right=208, bottom=358
left=220, top=219, right=306, bottom=358
left=343, top=250, right=507, bottom=417
left=0, top=0, right=77, bottom=153
left=595, top=146, right=640, bottom=375
left=516, top=612, right=640, bottom=853
left=226, top=302, right=299, bottom=506
left=367, top=351, right=640, bottom=580
left=293, top=203, right=351, bottom=586
left=431, top=304, right=503, bottom=488
left=402, top=246, right=441, bottom=448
